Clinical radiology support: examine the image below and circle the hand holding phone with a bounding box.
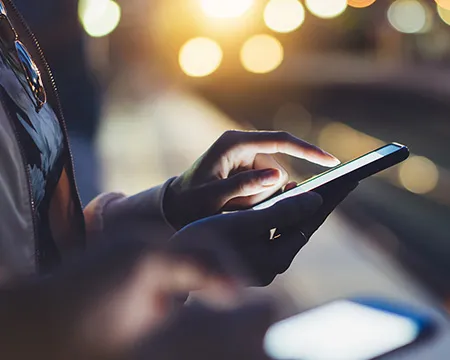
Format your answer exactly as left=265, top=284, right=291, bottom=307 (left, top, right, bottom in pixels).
left=254, top=143, right=409, bottom=210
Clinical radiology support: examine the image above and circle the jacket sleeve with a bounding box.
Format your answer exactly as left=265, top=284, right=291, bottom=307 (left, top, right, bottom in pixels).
left=83, top=178, right=177, bottom=247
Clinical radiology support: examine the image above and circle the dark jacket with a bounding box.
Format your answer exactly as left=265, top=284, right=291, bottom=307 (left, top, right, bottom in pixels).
left=0, top=0, right=175, bottom=279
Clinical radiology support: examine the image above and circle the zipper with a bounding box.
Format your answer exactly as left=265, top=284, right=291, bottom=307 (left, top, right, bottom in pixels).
left=4, top=0, right=86, bottom=270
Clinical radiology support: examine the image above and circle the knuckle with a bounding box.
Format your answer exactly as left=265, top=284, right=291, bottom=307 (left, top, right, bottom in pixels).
left=215, top=130, right=241, bottom=152
left=221, top=130, right=239, bottom=142
left=237, top=178, right=252, bottom=194
left=276, top=131, right=291, bottom=141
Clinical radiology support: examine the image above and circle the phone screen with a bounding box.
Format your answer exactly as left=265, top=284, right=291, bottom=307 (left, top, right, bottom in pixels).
left=253, top=143, right=403, bottom=210
left=264, top=300, right=422, bottom=360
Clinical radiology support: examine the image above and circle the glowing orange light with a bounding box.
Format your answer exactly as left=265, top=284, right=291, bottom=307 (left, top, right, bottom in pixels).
left=436, top=0, right=450, bottom=11
left=348, top=0, right=376, bottom=8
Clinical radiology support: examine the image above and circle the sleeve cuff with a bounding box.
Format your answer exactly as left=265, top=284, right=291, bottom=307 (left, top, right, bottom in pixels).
left=83, top=178, right=177, bottom=247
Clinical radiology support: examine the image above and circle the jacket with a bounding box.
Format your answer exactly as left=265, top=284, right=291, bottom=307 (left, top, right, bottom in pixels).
left=0, top=0, right=175, bottom=281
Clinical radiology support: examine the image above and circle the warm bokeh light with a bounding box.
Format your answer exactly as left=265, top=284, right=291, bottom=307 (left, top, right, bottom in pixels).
left=79, top=0, right=121, bottom=38
left=387, top=0, right=428, bottom=34
left=398, top=156, right=439, bottom=194
left=437, top=4, right=450, bottom=25
left=348, top=0, right=377, bottom=8
left=436, top=0, right=450, bottom=11
left=264, top=0, right=306, bottom=33
left=305, top=0, right=347, bottom=19
left=318, top=122, right=384, bottom=161
left=179, top=38, right=223, bottom=77
left=240, top=34, right=284, bottom=74
left=200, top=0, right=254, bottom=18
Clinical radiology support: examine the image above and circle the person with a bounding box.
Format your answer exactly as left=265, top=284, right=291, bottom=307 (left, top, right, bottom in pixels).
left=13, top=0, right=103, bottom=205
left=0, top=0, right=356, bottom=357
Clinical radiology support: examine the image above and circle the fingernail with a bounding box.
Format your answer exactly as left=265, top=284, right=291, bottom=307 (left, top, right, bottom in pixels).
left=324, top=152, right=341, bottom=166
left=261, top=169, right=281, bottom=186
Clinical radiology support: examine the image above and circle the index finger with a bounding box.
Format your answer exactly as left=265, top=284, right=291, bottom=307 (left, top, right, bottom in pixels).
left=231, top=131, right=340, bottom=167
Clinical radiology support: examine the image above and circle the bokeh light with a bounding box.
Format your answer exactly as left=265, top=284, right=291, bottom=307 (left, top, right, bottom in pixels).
left=240, top=34, right=284, bottom=74
left=387, top=0, right=428, bottom=34
left=79, top=0, right=121, bottom=38
left=348, top=0, right=377, bottom=8
left=200, top=0, right=254, bottom=18
left=179, top=38, right=223, bottom=77
left=264, top=0, right=306, bottom=33
left=436, top=0, right=450, bottom=11
left=398, top=156, right=439, bottom=194
left=318, top=122, right=384, bottom=160
left=437, top=4, right=450, bottom=25
left=305, top=0, right=347, bottom=19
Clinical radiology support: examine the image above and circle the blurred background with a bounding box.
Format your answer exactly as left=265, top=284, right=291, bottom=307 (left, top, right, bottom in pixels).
left=16, top=0, right=450, bottom=313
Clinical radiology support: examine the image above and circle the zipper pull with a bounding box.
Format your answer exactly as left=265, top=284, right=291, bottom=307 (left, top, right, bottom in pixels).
left=0, top=0, right=46, bottom=112
left=15, top=40, right=46, bottom=112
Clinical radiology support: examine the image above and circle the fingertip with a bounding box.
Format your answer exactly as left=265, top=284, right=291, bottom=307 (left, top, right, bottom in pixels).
left=304, top=149, right=341, bottom=167
left=319, top=153, right=341, bottom=167
left=284, top=181, right=297, bottom=192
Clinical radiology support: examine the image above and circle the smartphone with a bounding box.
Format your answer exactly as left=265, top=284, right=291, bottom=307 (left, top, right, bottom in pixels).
left=253, top=143, right=409, bottom=210
left=264, top=298, right=435, bottom=360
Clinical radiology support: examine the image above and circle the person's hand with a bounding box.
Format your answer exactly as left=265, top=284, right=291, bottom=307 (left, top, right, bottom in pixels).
left=5, top=242, right=239, bottom=360
left=138, top=300, right=276, bottom=360
left=164, top=130, right=339, bottom=229
left=169, top=182, right=357, bottom=287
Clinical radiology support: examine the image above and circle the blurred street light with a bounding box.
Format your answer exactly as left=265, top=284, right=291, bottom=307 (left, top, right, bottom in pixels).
left=399, top=156, right=439, bottom=194
left=264, top=0, right=306, bottom=34
left=179, top=37, right=223, bottom=77
left=348, top=0, right=377, bottom=8
left=240, top=34, right=284, bottom=74
left=79, top=0, right=121, bottom=38
left=435, top=0, right=450, bottom=11
left=200, top=0, right=254, bottom=19
left=305, top=0, right=347, bottom=19
left=387, top=0, right=429, bottom=34
left=318, top=122, right=383, bottom=160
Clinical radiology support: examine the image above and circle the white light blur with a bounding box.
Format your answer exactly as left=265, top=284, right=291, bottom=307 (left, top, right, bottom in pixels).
left=79, top=0, right=121, bottom=38
left=264, top=300, right=420, bottom=360
left=264, top=0, right=306, bottom=33
left=305, top=0, right=347, bottom=19
left=387, top=0, right=428, bottom=34
left=200, top=0, right=254, bottom=18
left=179, top=37, right=223, bottom=77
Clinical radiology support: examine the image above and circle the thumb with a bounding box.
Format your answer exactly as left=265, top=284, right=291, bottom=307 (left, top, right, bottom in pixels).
left=213, top=168, right=282, bottom=206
